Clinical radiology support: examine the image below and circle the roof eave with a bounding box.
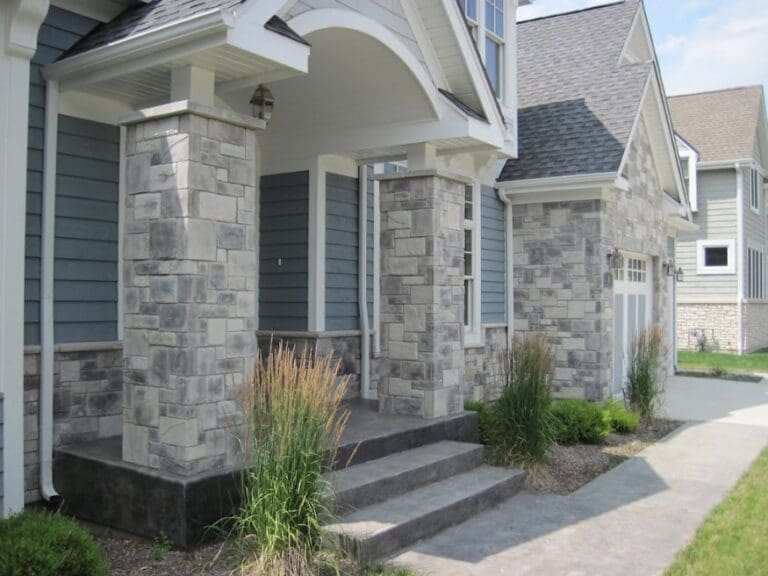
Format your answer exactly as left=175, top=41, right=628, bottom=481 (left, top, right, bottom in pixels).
left=497, top=171, right=622, bottom=193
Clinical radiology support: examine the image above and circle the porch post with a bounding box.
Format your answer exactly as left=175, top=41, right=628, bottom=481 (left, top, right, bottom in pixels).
left=0, top=0, right=48, bottom=516
left=121, top=103, right=262, bottom=475
left=378, top=174, right=465, bottom=418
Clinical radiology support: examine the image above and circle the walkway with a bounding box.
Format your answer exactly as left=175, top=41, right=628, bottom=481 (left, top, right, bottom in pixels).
left=391, top=376, right=768, bottom=575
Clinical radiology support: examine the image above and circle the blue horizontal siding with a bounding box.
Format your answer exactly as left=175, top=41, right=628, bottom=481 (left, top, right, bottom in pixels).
left=260, top=171, right=309, bottom=331
left=54, top=115, right=120, bottom=342
left=25, top=7, right=100, bottom=345
left=326, top=173, right=359, bottom=331
left=481, top=186, right=506, bottom=324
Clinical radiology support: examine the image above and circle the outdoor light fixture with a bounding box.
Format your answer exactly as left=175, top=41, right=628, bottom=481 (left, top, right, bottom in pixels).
left=607, top=247, right=623, bottom=270
left=250, top=84, right=275, bottom=121
left=663, top=258, right=684, bottom=282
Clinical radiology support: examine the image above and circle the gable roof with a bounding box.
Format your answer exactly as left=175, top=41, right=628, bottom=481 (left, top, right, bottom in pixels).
left=668, top=85, right=765, bottom=164
left=63, top=0, right=307, bottom=57
left=499, top=0, right=651, bottom=182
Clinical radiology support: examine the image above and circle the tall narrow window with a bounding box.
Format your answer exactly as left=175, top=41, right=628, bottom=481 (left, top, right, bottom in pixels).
left=748, top=246, right=765, bottom=300
left=750, top=168, right=761, bottom=213
left=485, top=0, right=504, bottom=96
left=464, top=185, right=474, bottom=329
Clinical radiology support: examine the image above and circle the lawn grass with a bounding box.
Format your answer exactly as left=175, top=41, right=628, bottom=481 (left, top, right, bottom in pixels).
left=677, top=350, right=768, bottom=373
left=666, top=446, right=768, bottom=576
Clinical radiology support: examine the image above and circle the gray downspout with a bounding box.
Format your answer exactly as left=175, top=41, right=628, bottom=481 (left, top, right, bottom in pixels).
left=40, top=80, right=60, bottom=505
left=358, top=165, right=371, bottom=399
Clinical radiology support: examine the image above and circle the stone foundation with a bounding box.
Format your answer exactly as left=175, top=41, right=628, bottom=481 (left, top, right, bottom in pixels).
left=743, top=302, right=768, bottom=353
left=464, top=326, right=508, bottom=401
left=255, top=331, right=368, bottom=398
left=22, top=342, right=123, bottom=502
left=676, top=302, right=739, bottom=352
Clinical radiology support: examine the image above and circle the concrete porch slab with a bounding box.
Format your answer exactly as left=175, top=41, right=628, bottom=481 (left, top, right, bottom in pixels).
left=54, top=401, right=479, bottom=548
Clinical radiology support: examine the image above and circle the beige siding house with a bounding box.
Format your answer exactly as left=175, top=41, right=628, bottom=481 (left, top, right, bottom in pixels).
left=671, top=86, right=768, bottom=353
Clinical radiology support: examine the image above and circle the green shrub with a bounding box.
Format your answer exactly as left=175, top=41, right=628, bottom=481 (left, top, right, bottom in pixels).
left=602, top=399, right=640, bottom=434
left=551, top=399, right=611, bottom=445
left=464, top=400, right=495, bottom=445
left=0, top=511, right=108, bottom=576
left=489, top=334, right=555, bottom=466
left=227, top=343, right=350, bottom=575
left=626, top=326, right=664, bottom=423
left=710, top=365, right=727, bottom=378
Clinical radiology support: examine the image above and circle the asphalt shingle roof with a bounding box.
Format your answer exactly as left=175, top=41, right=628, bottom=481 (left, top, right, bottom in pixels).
left=668, top=86, right=764, bottom=163
left=499, top=0, right=651, bottom=182
left=63, top=0, right=308, bottom=58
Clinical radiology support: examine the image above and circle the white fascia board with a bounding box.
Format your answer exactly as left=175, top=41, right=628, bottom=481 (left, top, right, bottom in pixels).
left=497, top=172, right=620, bottom=195
left=667, top=215, right=698, bottom=233
left=698, top=159, right=753, bottom=171
left=226, top=24, right=309, bottom=73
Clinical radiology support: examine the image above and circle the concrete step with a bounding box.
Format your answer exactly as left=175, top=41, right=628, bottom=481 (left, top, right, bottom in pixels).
left=326, top=465, right=526, bottom=562
left=326, top=441, right=485, bottom=513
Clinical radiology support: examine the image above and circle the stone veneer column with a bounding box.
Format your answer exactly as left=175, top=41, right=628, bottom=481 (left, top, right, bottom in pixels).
left=379, top=174, right=464, bottom=418
left=121, top=106, right=259, bottom=475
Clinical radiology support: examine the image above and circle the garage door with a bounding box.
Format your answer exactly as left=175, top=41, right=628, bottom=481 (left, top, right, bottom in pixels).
left=612, top=255, right=652, bottom=396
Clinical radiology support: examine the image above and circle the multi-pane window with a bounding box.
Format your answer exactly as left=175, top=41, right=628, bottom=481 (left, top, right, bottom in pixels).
left=485, top=0, right=504, bottom=96
left=627, top=258, right=647, bottom=283
left=750, top=168, right=761, bottom=213
left=748, top=247, right=764, bottom=300
left=459, top=0, right=477, bottom=22
left=464, top=185, right=474, bottom=328
left=459, top=0, right=505, bottom=98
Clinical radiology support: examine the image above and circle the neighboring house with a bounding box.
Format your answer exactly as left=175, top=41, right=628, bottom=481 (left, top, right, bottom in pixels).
left=497, top=1, right=692, bottom=400
left=0, top=0, right=523, bottom=523
left=669, top=86, right=768, bottom=354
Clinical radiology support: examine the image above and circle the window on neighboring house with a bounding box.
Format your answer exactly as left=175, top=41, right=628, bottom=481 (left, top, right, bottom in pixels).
left=460, top=0, right=478, bottom=22
left=678, top=149, right=697, bottom=211
left=750, top=168, right=761, bottom=213
left=464, top=184, right=474, bottom=329
left=748, top=246, right=765, bottom=300
left=697, top=239, right=736, bottom=275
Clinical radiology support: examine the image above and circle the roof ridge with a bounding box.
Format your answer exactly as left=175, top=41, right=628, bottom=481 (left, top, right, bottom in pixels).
left=518, top=0, right=629, bottom=24
left=669, top=85, right=764, bottom=99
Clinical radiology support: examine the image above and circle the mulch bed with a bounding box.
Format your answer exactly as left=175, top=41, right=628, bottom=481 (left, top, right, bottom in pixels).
left=92, top=529, right=240, bottom=576
left=525, top=419, right=683, bottom=494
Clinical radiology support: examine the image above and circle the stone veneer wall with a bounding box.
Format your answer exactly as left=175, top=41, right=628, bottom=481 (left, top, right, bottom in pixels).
left=676, top=303, right=739, bottom=352
left=513, top=200, right=606, bottom=398
left=121, top=110, right=258, bottom=475
left=464, top=326, right=508, bottom=401
left=255, top=332, right=368, bottom=399
left=743, top=302, right=768, bottom=353
left=513, top=118, right=669, bottom=400
left=602, top=118, right=670, bottom=389
left=378, top=175, right=464, bottom=418
left=22, top=343, right=122, bottom=502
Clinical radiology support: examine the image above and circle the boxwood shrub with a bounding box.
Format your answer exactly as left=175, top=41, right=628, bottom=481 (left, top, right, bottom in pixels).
left=0, top=511, right=108, bottom=576
left=552, top=399, right=611, bottom=445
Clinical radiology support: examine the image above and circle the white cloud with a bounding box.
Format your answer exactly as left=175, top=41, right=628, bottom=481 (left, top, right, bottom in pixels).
left=517, top=0, right=615, bottom=22
left=655, top=0, right=768, bottom=95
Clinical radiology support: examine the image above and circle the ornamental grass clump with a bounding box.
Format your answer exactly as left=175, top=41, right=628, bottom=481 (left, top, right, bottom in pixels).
left=625, top=326, right=664, bottom=424
left=231, top=343, right=350, bottom=576
left=490, top=334, right=555, bottom=466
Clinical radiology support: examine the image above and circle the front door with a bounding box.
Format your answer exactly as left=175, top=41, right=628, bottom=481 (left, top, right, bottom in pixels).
left=612, top=255, right=652, bottom=396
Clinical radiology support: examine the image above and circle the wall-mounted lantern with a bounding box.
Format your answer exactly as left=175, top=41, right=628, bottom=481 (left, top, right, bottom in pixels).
left=250, top=84, right=275, bottom=122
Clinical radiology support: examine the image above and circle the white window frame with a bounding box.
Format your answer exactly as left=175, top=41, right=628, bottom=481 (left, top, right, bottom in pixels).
left=697, top=239, right=736, bottom=275
left=750, top=167, right=760, bottom=214
left=464, top=182, right=482, bottom=345
left=678, top=148, right=698, bottom=212
left=747, top=244, right=765, bottom=300
left=460, top=0, right=506, bottom=101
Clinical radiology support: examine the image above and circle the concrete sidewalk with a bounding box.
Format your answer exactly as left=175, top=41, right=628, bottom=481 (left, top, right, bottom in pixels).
left=391, top=376, right=768, bottom=576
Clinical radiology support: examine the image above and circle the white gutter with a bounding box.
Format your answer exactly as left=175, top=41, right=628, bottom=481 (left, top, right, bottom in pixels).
left=497, top=172, right=622, bottom=195
left=358, top=166, right=372, bottom=399
left=40, top=80, right=60, bottom=504
left=736, top=162, right=745, bottom=354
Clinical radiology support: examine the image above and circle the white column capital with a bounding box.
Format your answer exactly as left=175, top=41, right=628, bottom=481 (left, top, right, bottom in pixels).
left=4, top=0, right=49, bottom=58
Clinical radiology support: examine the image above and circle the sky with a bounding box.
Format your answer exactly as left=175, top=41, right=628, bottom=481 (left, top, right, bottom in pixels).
left=517, top=0, right=768, bottom=96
